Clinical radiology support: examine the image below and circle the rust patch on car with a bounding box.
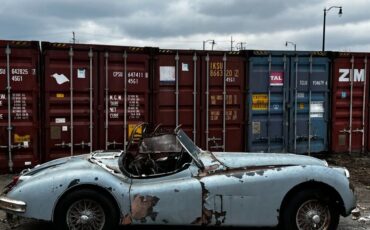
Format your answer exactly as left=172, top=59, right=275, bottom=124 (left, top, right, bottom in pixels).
left=122, top=214, right=132, bottom=225
left=67, top=179, right=80, bottom=188
left=131, top=194, right=160, bottom=222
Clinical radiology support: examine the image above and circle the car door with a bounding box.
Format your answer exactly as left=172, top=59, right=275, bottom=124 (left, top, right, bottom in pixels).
left=128, top=168, right=202, bottom=225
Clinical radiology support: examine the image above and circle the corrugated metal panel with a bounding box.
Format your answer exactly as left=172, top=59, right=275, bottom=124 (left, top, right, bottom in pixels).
left=289, top=54, right=330, bottom=154
left=201, top=51, right=246, bottom=152
left=331, top=52, right=369, bottom=154
left=153, top=49, right=201, bottom=144
left=0, top=40, right=40, bottom=172
left=248, top=51, right=329, bottom=154
left=42, top=42, right=99, bottom=161
left=98, top=46, right=150, bottom=150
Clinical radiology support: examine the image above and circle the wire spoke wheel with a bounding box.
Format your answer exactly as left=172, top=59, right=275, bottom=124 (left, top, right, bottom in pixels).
left=66, top=199, right=106, bottom=230
left=296, top=199, right=331, bottom=230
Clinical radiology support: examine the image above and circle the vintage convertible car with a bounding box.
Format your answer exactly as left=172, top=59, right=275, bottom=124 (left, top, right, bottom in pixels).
left=0, top=124, right=356, bottom=230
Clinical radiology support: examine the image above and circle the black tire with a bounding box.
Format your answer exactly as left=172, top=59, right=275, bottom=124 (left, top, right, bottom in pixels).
left=54, top=189, right=118, bottom=230
left=281, top=188, right=340, bottom=230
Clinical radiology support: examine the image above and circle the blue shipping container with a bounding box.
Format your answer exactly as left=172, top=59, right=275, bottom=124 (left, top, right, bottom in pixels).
left=247, top=51, right=330, bottom=154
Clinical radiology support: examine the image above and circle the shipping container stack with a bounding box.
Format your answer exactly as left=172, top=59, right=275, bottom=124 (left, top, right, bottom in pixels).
left=1, top=39, right=370, bottom=173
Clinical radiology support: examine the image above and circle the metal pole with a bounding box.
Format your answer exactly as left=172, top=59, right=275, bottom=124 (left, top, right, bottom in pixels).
left=69, top=47, right=74, bottom=156
left=282, top=55, right=287, bottom=152
left=205, top=54, right=210, bottom=150
left=322, top=8, right=326, bottom=51
left=104, top=52, right=109, bottom=150
left=308, top=55, right=312, bottom=156
left=175, top=52, right=179, bottom=126
left=193, top=53, right=197, bottom=143
left=203, top=41, right=205, bottom=51
left=6, top=44, right=13, bottom=172
left=267, top=55, right=272, bottom=152
left=222, top=53, right=227, bottom=151
left=294, top=55, right=298, bottom=153
left=88, top=48, right=93, bottom=152
left=362, top=57, right=368, bottom=154
left=123, top=51, right=128, bottom=152
left=349, top=56, right=354, bottom=154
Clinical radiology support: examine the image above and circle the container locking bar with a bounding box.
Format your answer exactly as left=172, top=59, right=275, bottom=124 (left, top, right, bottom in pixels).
left=88, top=48, right=93, bottom=153
left=69, top=47, right=74, bottom=156
left=123, top=50, right=128, bottom=151
left=6, top=44, right=13, bottom=172
left=104, top=52, right=109, bottom=150
left=205, top=54, right=210, bottom=150
left=349, top=56, right=354, bottom=154
left=193, top=53, right=197, bottom=143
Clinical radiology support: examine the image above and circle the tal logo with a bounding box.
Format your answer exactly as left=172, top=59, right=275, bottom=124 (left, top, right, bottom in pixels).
left=270, top=72, right=284, bottom=86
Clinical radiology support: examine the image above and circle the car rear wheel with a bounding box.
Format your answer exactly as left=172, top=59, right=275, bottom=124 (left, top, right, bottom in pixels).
left=281, top=189, right=339, bottom=230
left=54, top=189, right=118, bottom=230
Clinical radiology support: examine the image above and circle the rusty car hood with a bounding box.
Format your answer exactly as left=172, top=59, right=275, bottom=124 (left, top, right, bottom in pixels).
left=204, top=152, right=327, bottom=169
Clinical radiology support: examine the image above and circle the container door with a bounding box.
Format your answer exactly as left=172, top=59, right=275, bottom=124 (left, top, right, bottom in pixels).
left=289, top=55, right=329, bottom=154
left=43, top=44, right=99, bottom=161
left=248, top=55, right=289, bottom=152
left=98, top=49, right=149, bottom=150
left=201, top=53, right=245, bottom=152
left=153, top=50, right=200, bottom=144
left=0, top=41, right=40, bottom=172
left=332, top=54, right=369, bottom=154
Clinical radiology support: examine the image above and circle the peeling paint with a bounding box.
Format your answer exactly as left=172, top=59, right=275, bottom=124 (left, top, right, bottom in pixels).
left=67, top=179, right=80, bottom=188
left=131, top=195, right=160, bottom=222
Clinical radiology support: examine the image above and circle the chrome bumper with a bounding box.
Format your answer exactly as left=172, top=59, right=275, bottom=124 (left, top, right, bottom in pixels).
left=0, top=196, right=26, bottom=213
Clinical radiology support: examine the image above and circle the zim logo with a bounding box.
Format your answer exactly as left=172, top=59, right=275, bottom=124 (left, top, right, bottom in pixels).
left=339, top=69, right=365, bottom=82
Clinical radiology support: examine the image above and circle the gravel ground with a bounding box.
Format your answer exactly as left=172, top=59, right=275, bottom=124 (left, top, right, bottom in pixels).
left=1, top=154, right=370, bottom=230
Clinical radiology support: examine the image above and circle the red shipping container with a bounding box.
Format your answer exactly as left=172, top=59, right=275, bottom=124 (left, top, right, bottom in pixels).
left=331, top=52, right=370, bottom=154
left=98, top=46, right=150, bottom=150
left=42, top=42, right=99, bottom=160
left=0, top=40, right=40, bottom=172
left=153, top=49, right=201, bottom=145
left=200, top=51, right=246, bottom=152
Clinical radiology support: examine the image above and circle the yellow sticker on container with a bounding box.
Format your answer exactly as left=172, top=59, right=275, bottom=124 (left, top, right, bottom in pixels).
left=128, top=124, right=143, bottom=139
left=56, top=93, right=65, bottom=98
left=252, top=94, right=268, bottom=110
left=14, top=134, right=31, bottom=143
left=299, top=103, right=305, bottom=109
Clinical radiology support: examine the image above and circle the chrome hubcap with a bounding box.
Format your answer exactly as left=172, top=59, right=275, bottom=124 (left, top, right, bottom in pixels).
left=66, top=199, right=105, bottom=230
left=296, top=199, right=331, bottom=230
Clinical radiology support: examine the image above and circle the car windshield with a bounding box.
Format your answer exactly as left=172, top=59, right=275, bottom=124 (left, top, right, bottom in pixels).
left=176, top=129, right=204, bottom=169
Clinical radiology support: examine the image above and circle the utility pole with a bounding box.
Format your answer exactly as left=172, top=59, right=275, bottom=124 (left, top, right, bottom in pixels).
left=230, top=36, right=235, bottom=51
left=72, top=31, right=76, bottom=44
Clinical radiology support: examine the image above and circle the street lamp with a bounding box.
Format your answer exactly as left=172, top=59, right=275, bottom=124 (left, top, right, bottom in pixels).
left=322, top=6, right=342, bottom=51
left=203, top=40, right=216, bottom=50
left=285, top=41, right=296, bottom=51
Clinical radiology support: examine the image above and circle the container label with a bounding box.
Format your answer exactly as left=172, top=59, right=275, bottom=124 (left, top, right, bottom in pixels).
left=77, top=69, right=86, bottom=79
left=252, top=121, right=261, bottom=134
left=270, top=72, right=284, bottom=86
left=14, top=134, right=30, bottom=143
left=310, top=101, right=324, bottom=118
left=252, top=94, right=268, bottom=110
left=339, top=69, right=365, bottom=82
left=56, top=93, right=65, bottom=98
left=52, top=73, right=69, bottom=85
left=128, top=124, right=143, bottom=139
left=55, top=118, right=66, bottom=123
left=12, top=93, right=29, bottom=120
left=160, top=66, right=175, bottom=82
left=182, top=63, right=189, bottom=71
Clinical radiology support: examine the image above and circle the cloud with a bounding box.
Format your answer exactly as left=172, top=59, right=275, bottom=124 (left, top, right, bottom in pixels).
left=0, top=0, right=369, bottom=51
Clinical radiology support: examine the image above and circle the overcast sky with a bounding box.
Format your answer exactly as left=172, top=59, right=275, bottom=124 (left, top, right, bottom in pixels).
left=1, top=0, right=369, bottom=51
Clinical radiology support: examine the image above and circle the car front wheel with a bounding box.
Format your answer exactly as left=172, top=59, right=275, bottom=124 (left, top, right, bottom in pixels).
left=54, top=189, right=118, bottom=230
left=281, top=189, right=339, bottom=230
